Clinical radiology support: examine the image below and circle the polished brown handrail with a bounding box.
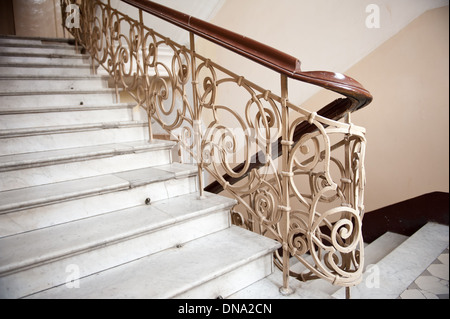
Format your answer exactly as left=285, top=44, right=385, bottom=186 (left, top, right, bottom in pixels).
left=121, top=0, right=372, bottom=111
left=121, top=0, right=372, bottom=194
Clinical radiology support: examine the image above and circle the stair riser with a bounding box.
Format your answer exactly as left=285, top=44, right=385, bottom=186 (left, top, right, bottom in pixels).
left=0, top=125, right=148, bottom=155
left=0, top=149, right=172, bottom=192
left=0, top=56, right=90, bottom=66
left=0, top=108, right=133, bottom=130
left=175, top=254, right=274, bottom=299
left=0, top=176, right=198, bottom=238
left=0, top=47, right=78, bottom=56
left=0, top=79, right=108, bottom=94
left=1, top=210, right=230, bottom=299
left=0, top=91, right=117, bottom=108
left=0, top=66, right=93, bottom=77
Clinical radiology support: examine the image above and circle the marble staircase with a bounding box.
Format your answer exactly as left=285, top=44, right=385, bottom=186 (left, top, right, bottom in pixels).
left=0, top=36, right=280, bottom=299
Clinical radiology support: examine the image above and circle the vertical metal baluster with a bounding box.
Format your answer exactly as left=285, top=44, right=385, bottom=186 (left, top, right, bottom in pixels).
left=344, top=113, right=352, bottom=207
left=344, top=113, right=353, bottom=300
left=139, top=9, right=153, bottom=142
left=60, top=0, right=66, bottom=38
left=189, top=32, right=204, bottom=199
left=279, top=74, right=293, bottom=295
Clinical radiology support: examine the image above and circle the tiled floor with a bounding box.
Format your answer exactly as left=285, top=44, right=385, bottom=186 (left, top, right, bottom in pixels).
left=399, top=247, right=449, bottom=299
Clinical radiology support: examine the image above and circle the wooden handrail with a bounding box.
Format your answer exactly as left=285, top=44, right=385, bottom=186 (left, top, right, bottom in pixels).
left=121, top=0, right=372, bottom=111
left=121, top=0, right=373, bottom=194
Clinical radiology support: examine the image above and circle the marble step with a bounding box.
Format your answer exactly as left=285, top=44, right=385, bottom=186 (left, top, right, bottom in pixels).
left=0, top=140, right=175, bottom=192
left=0, top=90, right=118, bottom=108
left=0, top=46, right=78, bottom=56
left=0, top=65, right=93, bottom=77
left=0, top=74, right=108, bottom=81
left=332, top=222, right=449, bottom=299
left=0, top=38, right=47, bottom=46
left=0, top=47, right=79, bottom=58
left=0, top=37, right=74, bottom=48
left=0, top=103, right=143, bottom=130
left=0, top=78, right=108, bottom=94
left=0, top=55, right=90, bottom=67
left=0, top=163, right=199, bottom=238
left=0, top=121, right=149, bottom=155
left=23, top=225, right=280, bottom=299
left=228, top=231, right=410, bottom=299
left=0, top=191, right=235, bottom=299
left=0, top=87, right=117, bottom=107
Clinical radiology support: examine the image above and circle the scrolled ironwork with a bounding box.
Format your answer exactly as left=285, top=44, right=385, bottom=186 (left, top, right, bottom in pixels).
left=60, top=0, right=370, bottom=293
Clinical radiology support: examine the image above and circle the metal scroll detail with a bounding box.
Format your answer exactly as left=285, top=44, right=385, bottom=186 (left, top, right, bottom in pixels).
left=61, top=0, right=367, bottom=289
left=285, top=123, right=367, bottom=286
left=63, top=0, right=196, bottom=146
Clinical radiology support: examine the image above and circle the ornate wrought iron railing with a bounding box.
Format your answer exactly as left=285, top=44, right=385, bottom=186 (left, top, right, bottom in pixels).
left=60, top=0, right=373, bottom=297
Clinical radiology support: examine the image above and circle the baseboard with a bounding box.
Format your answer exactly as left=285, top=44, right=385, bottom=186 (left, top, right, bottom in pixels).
left=362, top=192, right=449, bottom=243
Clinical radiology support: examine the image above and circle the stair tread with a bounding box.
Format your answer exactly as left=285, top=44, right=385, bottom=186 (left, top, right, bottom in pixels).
left=26, top=226, right=280, bottom=299
left=362, top=232, right=409, bottom=267
left=0, top=140, right=175, bottom=171
left=0, top=77, right=106, bottom=83
left=0, top=52, right=89, bottom=59
left=0, top=74, right=108, bottom=80
left=0, top=37, right=75, bottom=47
left=0, top=102, right=135, bottom=115
left=0, top=121, right=146, bottom=138
left=0, top=192, right=236, bottom=276
left=0, top=56, right=88, bottom=63
left=0, top=88, right=116, bottom=96
left=0, top=66, right=94, bottom=77
left=0, top=62, right=91, bottom=68
left=0, top=47, right=76, bottom=55
left=332, top=222, right=449, bottom=299
left=0, top=163, right=197, bottom=213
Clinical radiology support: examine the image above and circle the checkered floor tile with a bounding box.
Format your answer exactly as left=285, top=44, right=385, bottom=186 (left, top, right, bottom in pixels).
left=399, top=247, right=449, bottom=299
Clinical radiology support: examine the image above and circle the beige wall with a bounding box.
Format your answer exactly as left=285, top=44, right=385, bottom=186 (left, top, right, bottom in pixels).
left=305, top=6, right=449, bottom=212
left=197, top=0, right=449, bottom=107
left=12, top=0, right=65, bottom=38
